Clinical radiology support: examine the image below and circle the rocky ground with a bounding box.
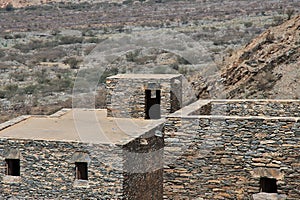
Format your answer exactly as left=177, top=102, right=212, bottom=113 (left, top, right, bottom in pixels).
left=195, top=15, right=300, bottom=99
left=0, top=0, right=299, bottom=122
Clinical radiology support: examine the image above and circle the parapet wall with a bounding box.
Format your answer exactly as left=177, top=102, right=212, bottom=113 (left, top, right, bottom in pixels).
left=190, top=100, right=300, bottom=117
left=163, top=100, right=300, bottom=199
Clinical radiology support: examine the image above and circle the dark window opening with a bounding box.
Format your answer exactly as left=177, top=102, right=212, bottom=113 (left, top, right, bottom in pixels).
left=5, top=159, right=20, bottom=176
left=260, top=177, right=277, bottom=193
left=75, top=162, right=88, bottom=180
left=145, top=90, right=161, bottom=119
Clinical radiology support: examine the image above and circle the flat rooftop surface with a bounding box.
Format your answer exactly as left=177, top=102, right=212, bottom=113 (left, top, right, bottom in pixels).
left=0, top=109, right=163, bottom=144
left=108, top=74, right=181, bottom=79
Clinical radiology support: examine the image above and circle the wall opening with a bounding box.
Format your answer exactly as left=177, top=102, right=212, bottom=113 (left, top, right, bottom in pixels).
left=145, top=90, right=161, bottom=119
left=260, top=177, right=277, bottom=193
left=5, top=159, right=20, bottom=176
left=75, top=162, right=88, bottom=180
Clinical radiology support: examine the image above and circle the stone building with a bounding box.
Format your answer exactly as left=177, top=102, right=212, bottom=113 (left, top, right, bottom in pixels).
left=0, top=109, right=164, bottom=199
left=0, top=73, right=299, bottom=200
left=106, top=74, right=182, bottom=119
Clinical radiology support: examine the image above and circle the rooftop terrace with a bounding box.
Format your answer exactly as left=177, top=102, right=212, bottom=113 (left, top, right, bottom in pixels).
left=0, top=109, right=163, bottom=145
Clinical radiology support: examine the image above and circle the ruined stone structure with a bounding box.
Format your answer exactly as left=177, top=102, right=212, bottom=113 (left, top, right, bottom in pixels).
left=106, top=74, right=182, bottom=119
left=0, top=109, right=164, bottom=199
left=0, top=74, right=299, bottom=200
left=164, top=99, right=299, bottom=200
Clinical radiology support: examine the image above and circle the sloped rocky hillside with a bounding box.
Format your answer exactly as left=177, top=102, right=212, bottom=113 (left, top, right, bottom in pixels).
left=0, top=0, right=123, bottom=8
left=199, top=15, right=300, bottom=99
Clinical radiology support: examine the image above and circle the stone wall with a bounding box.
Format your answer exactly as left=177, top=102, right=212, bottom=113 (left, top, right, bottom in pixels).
left=0, top=139, right=124, bottom=199
left=191, top=100, right=300, bottom=117
left=123, top=124, right=164, bottom=200
left=0, top=122, right=165, bottom=199
left=164, top=115, right=300, bottom=199
left=106, top=75, right=182, bottom=119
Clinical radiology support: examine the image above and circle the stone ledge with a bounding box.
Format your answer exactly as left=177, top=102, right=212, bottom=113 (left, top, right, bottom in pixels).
left=251, top=168, right=284, bottom=180
left=2, top=175, right=21, bottom=183
left=73, top=179, right=89, bottom=188
left=252, top=192, right=287, bottom=200
left=0, top=115, right=31, bottom=131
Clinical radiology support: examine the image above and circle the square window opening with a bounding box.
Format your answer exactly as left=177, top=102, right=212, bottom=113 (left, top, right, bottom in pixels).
left=260, top=177, right=277, bottom=193
left=5, top=159, right=20, bottom=176
left=75, top=162, right=88, bottom=180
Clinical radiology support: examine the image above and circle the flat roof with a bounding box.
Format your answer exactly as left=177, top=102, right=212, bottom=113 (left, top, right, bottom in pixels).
left=108, top=74, right=181, bottom=79
left=0, top=109, right=163, bottom=145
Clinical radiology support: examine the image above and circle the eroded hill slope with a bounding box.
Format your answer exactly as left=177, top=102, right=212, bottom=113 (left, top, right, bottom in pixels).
left=201, top=15, right=300, bottom=99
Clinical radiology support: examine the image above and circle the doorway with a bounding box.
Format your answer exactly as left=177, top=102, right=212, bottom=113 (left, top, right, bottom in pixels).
left=145, top=90, right=161, bottom=119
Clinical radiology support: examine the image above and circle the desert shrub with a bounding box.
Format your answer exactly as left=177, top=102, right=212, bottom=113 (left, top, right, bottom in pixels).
left=126, top=50, right=139, bottom=62
left=59, top=36, right=84, bottom=45
left=4, top=84, right=18, bottom=98
left=84, top=37, right=102, bottom=43
left=99, top=67, right=118, bottom=83
left=5, top=3, right=14, bottom=12
left=213, top=39, right=228, bottom=46
left=63, top=57, right=82, bottom=69
left=244, top=22, right=253, bottom=28
left=286, top=9, right=294, bottom=20
left=178, top=66, right=188, bottom=75
left=10, top=72, right=26, bottom=81
left=272, top=16, right=284, bottom=26
left=23, top=84, right=37, bottom=94
left=14, top=33, right=26, bottom=39
left=4, top=34, right=13, bottom=39
left=0, top=49, right=5, bottom=58
left=82, top=30, right=96, bottom=37
left=135, top=55, right=156, bottom=65
left=170, top=63, right=179, bottom=70
left=35, top=69, right=50, bottom=84
left=58, top=2, right=91, bottom=11
left=266, top=32, right=275, bottom=43
left=49, top=76, right=73, bottom=92
left=34, top=48, right=66, bottom=62
left=123, top=0, right=134, bottom=5
left=14, top=39, right=60, bottom=53
left=24, top=5, right=38, bottom=11
left=0, top=90, right=5, bottom=98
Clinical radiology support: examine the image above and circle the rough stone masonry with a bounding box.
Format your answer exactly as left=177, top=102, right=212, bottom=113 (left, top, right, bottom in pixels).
left=164, top=99, right=300, bottom=200
left=0, top=74, right=299, bottom=200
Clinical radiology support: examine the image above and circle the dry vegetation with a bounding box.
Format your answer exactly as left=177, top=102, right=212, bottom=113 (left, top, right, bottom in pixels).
left=0, top=0, right=299, bottom=122
left=193, top=15, right=300, bottom=99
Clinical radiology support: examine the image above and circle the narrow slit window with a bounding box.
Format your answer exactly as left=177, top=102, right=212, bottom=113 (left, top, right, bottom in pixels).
left=5, top=159, right=20, bottom=176
left=260, top=177, right=277, bottom=193
left=75, top=162, right=88, bottom=180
